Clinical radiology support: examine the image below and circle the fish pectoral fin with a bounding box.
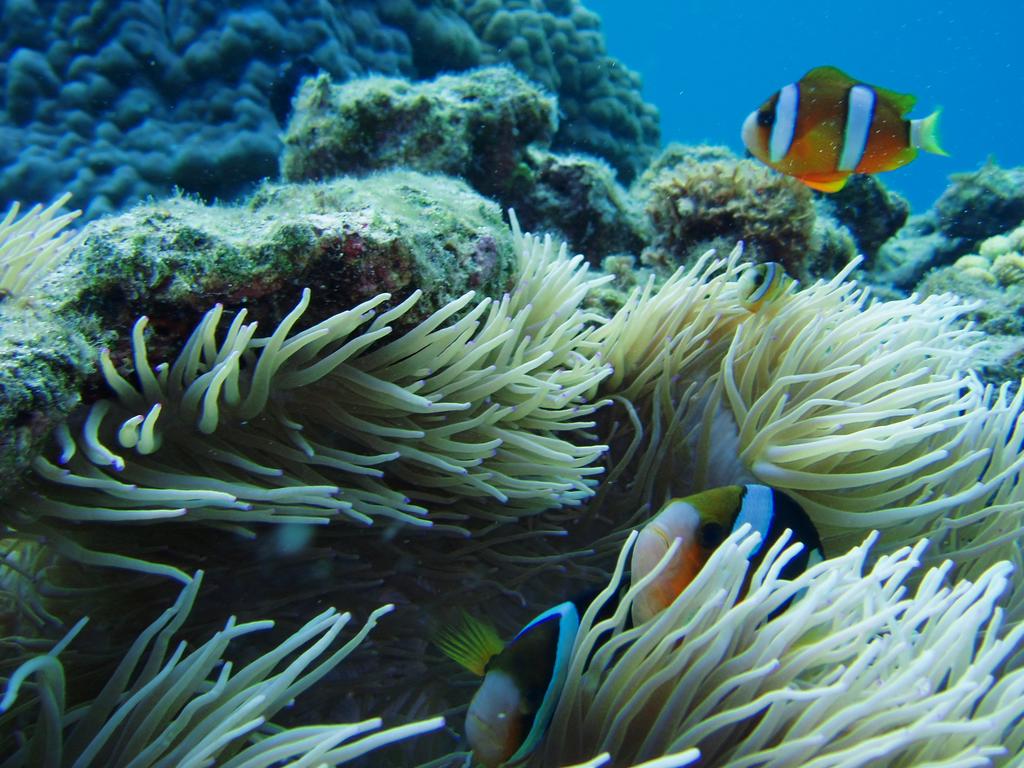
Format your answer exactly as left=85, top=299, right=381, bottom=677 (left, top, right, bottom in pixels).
left=799, top=175, right=849, bottom=193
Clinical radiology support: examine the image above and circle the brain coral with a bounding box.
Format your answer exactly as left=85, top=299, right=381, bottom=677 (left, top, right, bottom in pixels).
left=0, top=0, right=657, bottom=218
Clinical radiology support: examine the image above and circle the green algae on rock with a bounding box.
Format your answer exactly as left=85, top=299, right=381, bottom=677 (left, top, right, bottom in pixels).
left=505, top=148, right=647, bottom=262
left=281, top=66, right=643, bottom=263
left=0, top=307, right=99, bottom=491
left=57, top=171, right=517, bottom=338
left=281, top=67, right=557, bottom=197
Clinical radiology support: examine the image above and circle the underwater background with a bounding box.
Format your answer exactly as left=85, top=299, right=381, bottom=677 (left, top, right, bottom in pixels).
left=3, top=1, right=1024, bottom=766
left=589, top=0, right=1024, bottom=211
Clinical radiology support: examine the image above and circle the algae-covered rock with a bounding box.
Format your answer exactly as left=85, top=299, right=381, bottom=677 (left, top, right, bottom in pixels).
left=507, top=148, right=646, bottom=262
left=281, top=67, right=556, bottom=198
left=0, top=306, right=99, bottom=490
left=632, top=143, right=738, bottom=192
left=281, top=67, right=642, bottom=262
left=51, top=171, right=516, bottom=339
left=934, top=162, right=1024, bottom=249
left=872, top=214, right=947, bottom=291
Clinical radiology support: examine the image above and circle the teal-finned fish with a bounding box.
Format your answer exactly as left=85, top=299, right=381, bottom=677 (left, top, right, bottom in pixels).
left=436, top=602, right=579, bottom=768
left=742, top=65, right=948, bottom=192
left=630, top=484, right=824, bottom=624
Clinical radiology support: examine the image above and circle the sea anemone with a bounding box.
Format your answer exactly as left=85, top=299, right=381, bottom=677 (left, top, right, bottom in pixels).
left=0, top=193, right=80, bottom=301
left=538, top=528, right=1024, bottom=767
left=9, top=217, right=613, bottom=580
left=0, top=572, right=444, bottom=766
left=590, top=250, right=1024, bottom=618
left=5, top=198, right=1024, bottom=767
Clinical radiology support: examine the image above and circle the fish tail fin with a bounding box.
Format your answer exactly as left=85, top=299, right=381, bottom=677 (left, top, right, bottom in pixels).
left=911, top=109, right=949, bottom=156
left=435, top=612, right=504, bottom=676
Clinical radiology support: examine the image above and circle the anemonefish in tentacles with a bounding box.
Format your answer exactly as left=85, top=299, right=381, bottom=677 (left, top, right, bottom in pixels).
left=737, top=262, right=794, bottom=312
left=742, top=66, right=948, bottom=193
left=436, top=603, right=579, bottom=767
left=630, top=484, right=824, bottom=624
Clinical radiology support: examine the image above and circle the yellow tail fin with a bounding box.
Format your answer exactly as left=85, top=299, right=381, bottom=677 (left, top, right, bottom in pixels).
left=435, top=612, right=504, bottom=676
left=912, top=109, right=949, bottom=156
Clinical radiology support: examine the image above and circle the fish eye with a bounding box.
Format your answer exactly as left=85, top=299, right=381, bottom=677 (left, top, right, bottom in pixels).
left=699, top=521, right=726, bottom=549
left=756, top=109, right=773, bottom=128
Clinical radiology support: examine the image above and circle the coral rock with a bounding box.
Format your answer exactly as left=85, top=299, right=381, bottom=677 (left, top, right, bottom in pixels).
left=454, top=0, right=659, bottom=181
left=58, top=171, right=516, bottom=338
left=817, top=173, right=909, bottom=260
left=637, top=149, right=816, bottom=278
left=934, top=161, right=1024, bottom=249
left=506, top=148, right=647, bottom=262
left=281, top=67, right=558, bottom=201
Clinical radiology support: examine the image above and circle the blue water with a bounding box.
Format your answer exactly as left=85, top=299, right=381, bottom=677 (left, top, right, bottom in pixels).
left=587, top=0, right=1024, bottom=213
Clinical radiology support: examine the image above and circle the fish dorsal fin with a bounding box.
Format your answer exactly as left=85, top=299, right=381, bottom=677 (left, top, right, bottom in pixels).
left=802, top=65, right=859, bottom=89
left=873, top=82, right=916, bottom=116
left=802, top=66, right=917, bottom=116
left=435, top=612, right=505, bottom=677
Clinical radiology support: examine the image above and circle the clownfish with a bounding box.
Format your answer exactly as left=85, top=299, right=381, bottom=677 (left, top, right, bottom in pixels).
left=436, top=602, right=579, bottom=767
left=741, top=66, right=948, bottom=193
left=630, top=484, right=824, bottom=624
left=737, top=262, right=794, bottom=312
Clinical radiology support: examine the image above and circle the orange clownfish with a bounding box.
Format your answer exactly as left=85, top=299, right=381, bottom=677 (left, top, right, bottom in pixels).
left=630, top=484, right=824, bottom=625
left=741, top=66, right=948, bottom=193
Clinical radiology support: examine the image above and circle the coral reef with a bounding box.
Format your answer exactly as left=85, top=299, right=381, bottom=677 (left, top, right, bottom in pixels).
left=281, top=67, right=556, bottom=198
left=282, top=68, right=643, bottom=262
left=4, top=200, right=1024, bottom=764
left=816, top=173, right=909, bottom=260
left=7, top=3, right=1024, bottom=765
left=879, top=161, right=1024, bottom=292
left=0, top=0, right=656, bottom=218
left=453, top=0, right=660, bottom=181
left=934, top=161, right=1024, bottom=250
left=916, top=220, right=1024, bottom=382
left=635, top=151, right=819, bottom=278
